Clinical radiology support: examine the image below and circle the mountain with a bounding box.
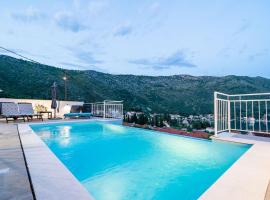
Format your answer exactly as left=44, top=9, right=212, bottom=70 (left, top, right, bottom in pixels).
left=1, top=55, right=270, bottom=115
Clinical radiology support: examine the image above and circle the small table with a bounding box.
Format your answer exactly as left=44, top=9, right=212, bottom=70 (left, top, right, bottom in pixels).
left=38, top=111, right=53, bottom=119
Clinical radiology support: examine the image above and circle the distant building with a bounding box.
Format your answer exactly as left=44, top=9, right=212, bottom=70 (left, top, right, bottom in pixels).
left=182, top=118, right=189, bottom=126
left=170, top=114, right=181, bottom=120
left=126, top=111, right=144, bottom=116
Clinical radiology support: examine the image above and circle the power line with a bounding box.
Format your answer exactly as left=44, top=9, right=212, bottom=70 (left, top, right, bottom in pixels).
left=0, top=45, right=74, bottom=79
left=0, top=46, right=70, bottom=74
left=0, top=46, right=41, bottom=64
left=0, top=46, right=74, bottom=98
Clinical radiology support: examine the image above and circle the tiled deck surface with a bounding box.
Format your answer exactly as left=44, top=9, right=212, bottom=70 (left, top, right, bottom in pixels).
left=0, top=124, right=34, bottom=200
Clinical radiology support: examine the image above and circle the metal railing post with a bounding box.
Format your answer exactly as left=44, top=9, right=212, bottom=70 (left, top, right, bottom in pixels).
left=228, top=98, right=231, bottom=133
left=103, top=100, right=106, bottom=118
left=91, top=103, right=93, bottom=116
left=214, top=92, right=218, bottom=136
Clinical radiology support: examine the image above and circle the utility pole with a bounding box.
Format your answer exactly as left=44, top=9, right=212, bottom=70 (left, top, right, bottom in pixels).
left=63, top=71, right=67, bottom=100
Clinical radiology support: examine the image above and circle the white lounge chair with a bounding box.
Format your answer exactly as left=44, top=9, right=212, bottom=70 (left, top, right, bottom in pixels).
left=0, top=102, right=26, bottom=123
left=18, top=103, right=43, bottom=121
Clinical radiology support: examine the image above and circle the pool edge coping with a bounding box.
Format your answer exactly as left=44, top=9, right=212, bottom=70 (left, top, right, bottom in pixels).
left=18, top=122, right=95, bottom=200
left=199, top=133, right=270, bottom=200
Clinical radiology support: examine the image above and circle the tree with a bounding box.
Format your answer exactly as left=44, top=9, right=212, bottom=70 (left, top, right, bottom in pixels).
left=123, top=114, right=128, bottom=122
left=155, top=115, right=164, bottom=127
left=201, top=121, right=211, bottom=129
left=131, top=114, right=138, bottom=123
left=137, top=114, right=148, bottom=125
left=192, top=120, right=202, bottom=130
left=187, top=126, right=193, bottom=132
left=170, top=119, right=177, bottom=126
left=164, top=113, right=171, bottom=123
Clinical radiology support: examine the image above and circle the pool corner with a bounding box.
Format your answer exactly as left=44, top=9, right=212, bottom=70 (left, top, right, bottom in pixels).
left=18, top=123, right=94, bottom=200
left=199, top=133, right=270, bottom=200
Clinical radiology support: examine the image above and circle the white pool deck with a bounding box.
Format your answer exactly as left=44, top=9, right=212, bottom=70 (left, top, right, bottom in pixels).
left=200, top=132, right=270, bottom=200
left=4, top=119, right=270, bottom=200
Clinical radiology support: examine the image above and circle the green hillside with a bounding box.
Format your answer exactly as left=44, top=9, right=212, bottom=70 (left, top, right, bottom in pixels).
left=1, top=55, right=270, bottom=115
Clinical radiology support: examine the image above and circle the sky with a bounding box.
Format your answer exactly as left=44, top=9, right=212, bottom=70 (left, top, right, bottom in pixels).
left=0, top=0, right=270, bottom=77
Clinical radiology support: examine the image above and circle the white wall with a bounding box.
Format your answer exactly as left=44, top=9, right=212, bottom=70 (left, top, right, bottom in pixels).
left=0, top=98, right=83, bottom=118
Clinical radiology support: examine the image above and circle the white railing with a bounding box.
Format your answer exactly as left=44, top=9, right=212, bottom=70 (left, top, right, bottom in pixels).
left=91, top=100, right=123, bottom=119
left=214, top=92, right=270, bottom=136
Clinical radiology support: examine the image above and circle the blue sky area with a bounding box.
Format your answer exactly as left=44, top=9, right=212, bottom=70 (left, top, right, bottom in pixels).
left=0, top=0, right=269, bottom=77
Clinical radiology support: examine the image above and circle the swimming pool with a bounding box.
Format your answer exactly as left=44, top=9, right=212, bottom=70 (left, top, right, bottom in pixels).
left=30, top=121, right=250, bottom=200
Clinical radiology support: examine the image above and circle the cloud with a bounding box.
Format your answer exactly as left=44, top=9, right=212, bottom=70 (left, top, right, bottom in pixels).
left=88, top=1, right=108, bottom=16
left=11, top=6, right=46, bottom=22
left=149, top=2, right=161, bottom=17
left=248, top=49, right=269, bottom=61
left=232, top=20, right=251, bottom=36
left=129, top=50, right=196, bottom=70
left=238, top=44, right=248, bottom=55
left=73, top=0, right=108, bottom=16
left=114, top=25, right=133, bottom=37
left=217, top=47, right=231, bottom=57
left=138, top=2, right=165, bottom=34
left=65, top=47, right=103, bottom=64
left=54, top=12, right=87, bottom=32
left=75, top=50, right=103, bottom=64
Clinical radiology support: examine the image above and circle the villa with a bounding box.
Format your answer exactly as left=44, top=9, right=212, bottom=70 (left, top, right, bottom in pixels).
left=0, top=0, right=269, bottom=198
left=0, top=92, right=270, bottom=200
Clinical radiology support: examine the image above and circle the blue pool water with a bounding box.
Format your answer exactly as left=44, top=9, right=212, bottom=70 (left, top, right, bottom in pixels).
left=30, top=121, right=251, bottom=200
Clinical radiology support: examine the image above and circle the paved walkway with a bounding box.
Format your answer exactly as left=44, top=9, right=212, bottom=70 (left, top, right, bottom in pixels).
left=0, top=124, right=34, bottom=200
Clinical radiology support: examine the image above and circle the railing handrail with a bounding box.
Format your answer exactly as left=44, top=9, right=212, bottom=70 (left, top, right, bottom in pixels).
left=104, top=100, right=123, bottom=103
left=215, top=91, right=270, bottom=97
left=215, top=91, right=229, bottom=96
left=214, top=91, right=270, bottom=136
left=88, top=100, right=123, bottom=104
left=228, top=93, right=270, bottom=97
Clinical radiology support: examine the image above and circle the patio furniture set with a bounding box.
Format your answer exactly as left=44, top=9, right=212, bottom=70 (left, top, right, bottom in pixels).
left=0, top=102, right=92, bottom=123
left=0, top=102, right=43, bottom=123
